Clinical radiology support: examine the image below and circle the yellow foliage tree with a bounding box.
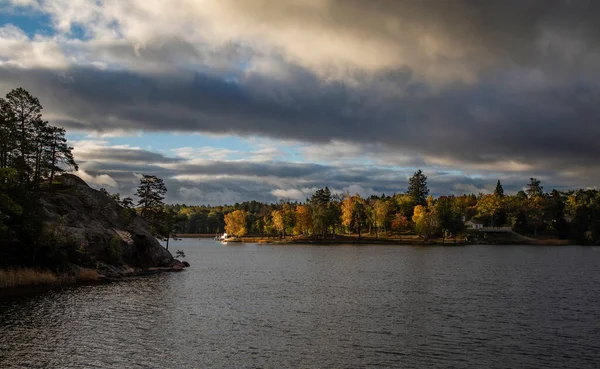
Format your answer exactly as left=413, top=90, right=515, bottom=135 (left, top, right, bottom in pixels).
left=412, top=205, right=437, bottom=240
left=340, top=195, right=354, bottom=234
left=372, top=199, right=390, bottom=237
left=224, top=210, right=248, bottom=237
left=271, top=210, right=285, bottom=237
left=476, top=194, right=503, bottom=226
left=294, top=205, right=312, bottom=235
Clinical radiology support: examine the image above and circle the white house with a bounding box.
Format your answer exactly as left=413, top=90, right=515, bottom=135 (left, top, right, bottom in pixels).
left=465, top=220, right=484, bottom=230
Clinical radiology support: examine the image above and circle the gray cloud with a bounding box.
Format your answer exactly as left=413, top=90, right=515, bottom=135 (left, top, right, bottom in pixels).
left=2, top=0, right=600, bottom=196
left=72, top=144, right=594, bottom=205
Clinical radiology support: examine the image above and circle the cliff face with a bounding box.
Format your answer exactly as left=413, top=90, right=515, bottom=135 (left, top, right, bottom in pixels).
left=39, top=174, right=174, bottom=271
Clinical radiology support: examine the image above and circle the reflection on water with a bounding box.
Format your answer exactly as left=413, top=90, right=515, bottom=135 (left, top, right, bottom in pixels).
left=2, top=241, right=600, bottom=368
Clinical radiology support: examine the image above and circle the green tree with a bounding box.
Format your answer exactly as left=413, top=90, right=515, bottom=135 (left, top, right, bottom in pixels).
left=0, top=98, right=16, bottom=170
left=527, top=178, right=543, bottom=198
left=135, top=175, right=167, bottom=220
left=494, top=180, right=504, bottom=197
left=3, top=88, right=44, bottom=185
left=435, top=196, right=464, bottom=242
left=407, top=169, right=429, bottom=206
left=351, top=195, right=367, bottom=238
left=0, top=168, right=23, bottom=236
left=44, top=126, right=78, bottom=185
left=159, top=208, right=187, bottom=250
left=311, top=187, right=332, bottom=238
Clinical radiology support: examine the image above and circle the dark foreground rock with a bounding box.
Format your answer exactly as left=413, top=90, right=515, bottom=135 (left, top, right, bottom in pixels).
left=37, top=174, right=181, bottom=274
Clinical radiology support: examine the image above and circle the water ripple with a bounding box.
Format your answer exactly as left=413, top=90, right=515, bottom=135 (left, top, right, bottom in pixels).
left=2, top=242, right=600, bottom=368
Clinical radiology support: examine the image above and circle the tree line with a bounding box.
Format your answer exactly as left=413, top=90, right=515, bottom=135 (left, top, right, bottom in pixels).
left=162, top=170, right=600, bottom=244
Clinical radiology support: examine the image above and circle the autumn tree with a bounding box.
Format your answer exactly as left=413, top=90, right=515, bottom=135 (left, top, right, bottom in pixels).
left=476, top=194, right=503, bottom=227
left=294, top=205, right=312, bottom=235
left=391, top=213, right=409, bottom=238
left=412, top=205, right=438, bottom=241
left=224, top=210, right=248, bottom=237
left=407, top=169, right=429, bottom=206
left=340, top=195, right=354, bottom=235
left=372, top=199, right=390, bottom=238
left=271, top=209, right=285, bottom=238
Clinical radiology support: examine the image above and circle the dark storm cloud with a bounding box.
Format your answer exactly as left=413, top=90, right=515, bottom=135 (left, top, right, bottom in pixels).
left=3, top=0, right=600, bottom=196
left=2, top=61, right=600, bottom=177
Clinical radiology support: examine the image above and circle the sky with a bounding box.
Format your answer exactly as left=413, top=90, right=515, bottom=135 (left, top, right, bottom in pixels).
left=1, top=0, right=599, bottom=204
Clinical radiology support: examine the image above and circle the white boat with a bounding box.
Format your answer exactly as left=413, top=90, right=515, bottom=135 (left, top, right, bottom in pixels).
left=215, top=233, right=229, bottom=241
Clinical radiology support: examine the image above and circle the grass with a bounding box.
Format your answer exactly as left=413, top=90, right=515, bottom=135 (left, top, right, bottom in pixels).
left=76, top=268, right=100, bottom=281
left=0, top=268, right=58, bottom=289
left=0, top=267, right=102, bottom=289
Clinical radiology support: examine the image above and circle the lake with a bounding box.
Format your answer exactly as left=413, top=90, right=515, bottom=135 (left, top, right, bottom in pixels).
left=1, top=240, right=600, bottom=368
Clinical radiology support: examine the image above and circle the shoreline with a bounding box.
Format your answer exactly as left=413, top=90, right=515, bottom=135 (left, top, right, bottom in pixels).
left=0, top=265, right=186, bottom=298
left=175, top=233, right=569, bottom=246
left=231, top=235, right=570, bottom=246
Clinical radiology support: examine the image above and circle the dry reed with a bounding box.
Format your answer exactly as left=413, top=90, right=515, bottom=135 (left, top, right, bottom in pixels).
left=76, top=268, right=100, bottom=281
left=0, top=268, right=58, bottom=289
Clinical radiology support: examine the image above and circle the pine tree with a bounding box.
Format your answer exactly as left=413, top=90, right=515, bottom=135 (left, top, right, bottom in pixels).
left=407, top=169, right=429, bottom=206
left=0, top=98, right=16, bottom=170
left=526, top=178, right=543, bottom=198
left=44, top=126, right=78, bottom=185
left=310, top=187, right=332, bottom=238
left=3, top=88, right=44, bottom=185
left=494, top=180, right=504, bottom=197
left=135, top=175, right=167, bottom=220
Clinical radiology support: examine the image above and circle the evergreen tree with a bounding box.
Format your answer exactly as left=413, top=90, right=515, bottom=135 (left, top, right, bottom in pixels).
left=44, top=126, right=78, bottom=185
left=136, top=175, right=167, bottom=220
left=407, top=169, right=429, bottom=206
left=3, top=88, right=44, bottom=185
left=310, top=187, right=332, bottom=238
left=527, top=178, right=543, bottom=198
left=0, top=98, right=16, bottom=170
left=494, top=180, right=504, bottom=197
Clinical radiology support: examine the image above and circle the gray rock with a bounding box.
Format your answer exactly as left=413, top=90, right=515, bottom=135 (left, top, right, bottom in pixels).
left=40, top=174, right=174, bottom=269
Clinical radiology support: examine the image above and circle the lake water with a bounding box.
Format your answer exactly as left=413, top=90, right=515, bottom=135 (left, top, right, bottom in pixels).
left=1, top=240, right=600, bottom=368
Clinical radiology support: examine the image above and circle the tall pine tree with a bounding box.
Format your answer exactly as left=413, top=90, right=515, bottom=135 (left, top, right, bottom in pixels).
left=494, top=180, right=504, bottom=197
left=136, top=174, right=167, bottom=220
left=407, top=169, right=429, bottom=206
left=44, top=126, right=78, bottom=184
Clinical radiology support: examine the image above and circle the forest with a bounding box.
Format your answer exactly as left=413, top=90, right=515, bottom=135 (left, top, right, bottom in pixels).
left=164, top=171, right=600, bottom=245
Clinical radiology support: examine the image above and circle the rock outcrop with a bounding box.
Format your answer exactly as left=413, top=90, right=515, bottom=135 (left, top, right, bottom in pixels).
left=39, top=174, right=177, bottom=274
